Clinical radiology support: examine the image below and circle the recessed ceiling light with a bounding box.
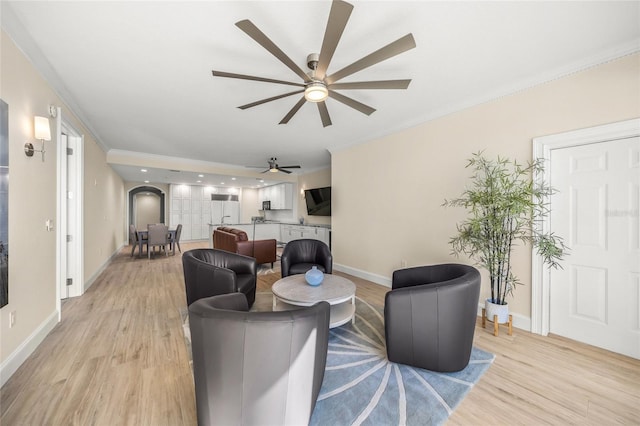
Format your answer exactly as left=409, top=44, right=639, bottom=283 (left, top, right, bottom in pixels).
left=141, top=169, right=147, bottom=172
left=196, top=180, right=202, bottom=183
left=259, top=179, right=264, bottom=183
left=231, top=177, right=236, bottom=180
left=198, top=174, right=204, bottom=178
left=144, top=180, right=149, bottom=183
left=220, top=182, right=225, bottom=185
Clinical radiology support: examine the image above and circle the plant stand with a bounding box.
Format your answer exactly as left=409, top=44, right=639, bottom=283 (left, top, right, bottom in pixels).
left=482, top=308, right=513, bottom=336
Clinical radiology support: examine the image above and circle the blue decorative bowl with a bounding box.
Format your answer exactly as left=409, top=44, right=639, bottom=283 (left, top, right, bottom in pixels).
left=305, top=266, right=324, bottom=286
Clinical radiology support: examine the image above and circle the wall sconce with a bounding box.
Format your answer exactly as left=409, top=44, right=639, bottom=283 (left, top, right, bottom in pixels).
left=25, top=116, right=51, bottom=162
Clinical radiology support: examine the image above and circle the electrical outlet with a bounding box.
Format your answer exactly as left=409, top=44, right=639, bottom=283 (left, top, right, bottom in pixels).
left=401, top=260, right=407, bottom=268
left=9, top=311, right=16, bottom=328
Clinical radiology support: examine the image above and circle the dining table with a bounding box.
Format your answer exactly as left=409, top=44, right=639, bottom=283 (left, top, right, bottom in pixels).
left=136, top=228, right=177, bottom=257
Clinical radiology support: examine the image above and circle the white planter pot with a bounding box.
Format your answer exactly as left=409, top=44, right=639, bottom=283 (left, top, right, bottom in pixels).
left=485, top=299, right=509, bottom=324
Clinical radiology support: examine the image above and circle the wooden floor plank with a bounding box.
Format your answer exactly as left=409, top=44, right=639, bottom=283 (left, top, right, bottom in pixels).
left=1, top=241, right=638, bottom=425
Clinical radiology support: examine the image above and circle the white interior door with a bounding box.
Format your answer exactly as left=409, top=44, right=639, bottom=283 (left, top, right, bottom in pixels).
left=65, top=133, right=83, bottom=298
left=57, top=118, right=83, bottom=304
left=549, top=137, right=639, bottom=359
left=60, top=133, right=70, bottom=300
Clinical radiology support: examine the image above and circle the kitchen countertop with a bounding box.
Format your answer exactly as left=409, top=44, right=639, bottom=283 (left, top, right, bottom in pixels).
left=209, top=221, right=331, bottom=229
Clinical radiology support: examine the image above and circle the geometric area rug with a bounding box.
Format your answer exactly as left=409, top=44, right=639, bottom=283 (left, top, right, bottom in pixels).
left=181, top=293, right=494, bottom=426
left=309, top=297, right=495, bottom=426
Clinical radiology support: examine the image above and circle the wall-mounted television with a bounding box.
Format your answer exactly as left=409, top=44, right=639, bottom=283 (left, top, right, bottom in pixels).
left=304, top=186, right=331, bottom=216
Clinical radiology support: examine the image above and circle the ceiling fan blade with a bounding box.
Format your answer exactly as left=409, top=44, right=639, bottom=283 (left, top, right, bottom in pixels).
left=328, top=91, right=376, bottom=115
left=279, top=165, right=301, bottom=169
left=238, top=89, right=304, bottom=110
left=325, top=33, right=416, bottom=84
left=329, top=79, right=411, bottom=90
left=317, top=101, right=332, bottom=127
left=277, top=167, right=292, bottom=174
left=236, top=20, right=311, bottom=83
left=212, top=71, right=304, bottom=87
left=260, top=169, right=270, bottom=173
left=316, top=0, right=354, bottom=80
left=279, top=96, right=307, bottom=124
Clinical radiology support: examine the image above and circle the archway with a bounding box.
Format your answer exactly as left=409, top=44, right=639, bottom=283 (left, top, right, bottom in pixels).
left=128, top=186, right=165, bottom=238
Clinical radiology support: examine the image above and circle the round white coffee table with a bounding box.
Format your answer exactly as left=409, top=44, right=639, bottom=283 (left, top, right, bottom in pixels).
left=272, top=274, right=356, bottom=328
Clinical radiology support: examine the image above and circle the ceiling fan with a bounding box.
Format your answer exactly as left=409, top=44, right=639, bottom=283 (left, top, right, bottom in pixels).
left=247, top=157, right=301, bottom=174
left=212, top=0, right=416, bottom=127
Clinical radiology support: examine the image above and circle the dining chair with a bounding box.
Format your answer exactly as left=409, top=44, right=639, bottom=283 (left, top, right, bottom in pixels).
left=171, top=224, right=183, bottom=254
left=147, top=223, right=169, bottom=258
left=129, top=224, right=143, bottom=257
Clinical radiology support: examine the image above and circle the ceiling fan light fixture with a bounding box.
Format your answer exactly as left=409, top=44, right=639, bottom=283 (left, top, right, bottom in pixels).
left=269, top=167, right=279, bottom=173
left=304, top=81, right=329, bottom=102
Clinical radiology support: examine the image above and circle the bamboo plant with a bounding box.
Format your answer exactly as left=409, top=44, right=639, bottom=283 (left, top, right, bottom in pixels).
left=443, top=152, right=566, bottom=305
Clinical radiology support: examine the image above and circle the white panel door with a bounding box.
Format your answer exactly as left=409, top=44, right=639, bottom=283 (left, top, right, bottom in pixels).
left=225, top=201, right=240, bottom=224
left=211, top=201, right=223, bottom=224
left=549, top=137, right=640, bottom=359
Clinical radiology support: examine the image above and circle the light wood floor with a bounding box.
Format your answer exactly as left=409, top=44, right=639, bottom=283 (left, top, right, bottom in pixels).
left=1, top=241, right=639, bottom=425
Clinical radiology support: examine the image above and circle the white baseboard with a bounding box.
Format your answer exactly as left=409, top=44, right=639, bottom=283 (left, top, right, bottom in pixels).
left=0, top=310, right=58, bottom=387
left=476, top=303, right=531, bottom=332
left=334, top=263, right=392, bottom=288
left=335, top=263, right=533, bottom=331
left=84, top=243, right=124, bottom=291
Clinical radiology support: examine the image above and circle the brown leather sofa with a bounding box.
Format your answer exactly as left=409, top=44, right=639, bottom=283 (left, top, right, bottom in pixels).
left=213, top=226, right=277, bottom=267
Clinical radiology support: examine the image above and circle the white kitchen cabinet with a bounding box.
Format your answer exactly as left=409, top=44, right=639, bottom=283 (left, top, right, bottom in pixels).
left=258, top=186, right=271, bottom=210
left=254, top=223, right=281, bottom=240
left=280, top=224, right=294, bottom=243
left=280, top=224, right=329, bottom=247
left=259, top=183, right=293, bottom=210
left=171, top=184, right=241, bottom=241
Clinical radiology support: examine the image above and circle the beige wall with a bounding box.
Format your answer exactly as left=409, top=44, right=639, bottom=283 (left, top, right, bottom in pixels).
left=0, top=30, right=125, bottom=366
left=332, top=54, right=640, bottom=320
left=240, top=187, right=258, bottom=223
left=298, top=168, right=331, bottom=226
left=83, top=143, right=126, bottom=284
left=134, top=194, right=161, bottom=228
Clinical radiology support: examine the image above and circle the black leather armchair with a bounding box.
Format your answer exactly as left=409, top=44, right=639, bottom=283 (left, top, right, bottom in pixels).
left=189, top=293, right=330, bottom=426
left=182, top=248, right=257, bottom=308
left=384, top=263, right=481, bottom=372
left=280, top=239, right=333, bottom=278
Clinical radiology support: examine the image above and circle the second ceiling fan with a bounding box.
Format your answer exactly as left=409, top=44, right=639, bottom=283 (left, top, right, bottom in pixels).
left=247, top=157, right=301, bottom=174
left=212, top=0, right=416, bottom=127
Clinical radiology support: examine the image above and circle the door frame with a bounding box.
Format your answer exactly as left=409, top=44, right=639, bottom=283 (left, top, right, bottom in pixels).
left=531, top=118, right=640, bottom=335
left=56, top=110, right=84, bottom=317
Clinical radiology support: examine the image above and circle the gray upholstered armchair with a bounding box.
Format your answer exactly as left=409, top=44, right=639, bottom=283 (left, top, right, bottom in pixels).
left=182, top=248, right=257, bottom=308
left=188, top=292, right=330, bottom=426
left=384, top=263, right=481, bottom=372
left=280, top=239, right=333, bottom=278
